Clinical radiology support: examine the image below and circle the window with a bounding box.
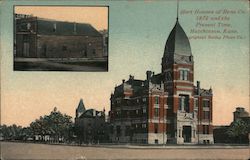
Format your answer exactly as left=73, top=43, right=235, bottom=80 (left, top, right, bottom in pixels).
left=116, top=126, right=121, bottom=136
left=142, top=108, right=146, bottom=114
left=194, top=98, right=198, bottom=109
left=203, top=100, right=210, bottom=108
left=142, top=97, right=147, bottom=103
left=125, top=126, right=130, bottom=136
left=62, top=46, right=67, bottom=51
left=202, top=125, right=209, bottom=134
left=203, top=111, right=210, bottom=120
left=180, top=70, right=188, bottom=80
left=155, top=96, right=159, bottom=104
left=53, top=23, right=56, bottom=32
left=27, top=23, right=31, bottom=30
left=136, top=109, right=139, bottom=115
left=155, top=139, right=159, bottom=144
left=137, top=99, right=140, bottom=103
left=154, top=108, right=159, bottom=117
left=110, top=126, right=114, bottom=134
left=154, top=123, right=158, bottom=133
left=73, top=23, right=76, bottom=33
left=179, top=95, right=189, bottom=112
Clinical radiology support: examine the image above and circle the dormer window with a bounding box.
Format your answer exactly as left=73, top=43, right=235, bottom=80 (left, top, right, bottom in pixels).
left=27, top=23, right=31, bottom=30
left=53, top=23, right=56, bottom=32
left=180, top=70, right=188, bottom=80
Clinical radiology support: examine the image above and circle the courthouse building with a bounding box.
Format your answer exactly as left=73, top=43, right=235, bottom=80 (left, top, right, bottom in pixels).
left=14, top=14, right=105, bottom=59
left=109, top=17, right=214, bottom=144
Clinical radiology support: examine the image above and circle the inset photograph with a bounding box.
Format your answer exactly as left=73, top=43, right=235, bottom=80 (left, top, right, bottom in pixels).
left=14, top=6, right=108, bottom=71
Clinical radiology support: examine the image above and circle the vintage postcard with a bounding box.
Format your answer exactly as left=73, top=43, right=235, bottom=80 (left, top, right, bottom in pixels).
left=0, top=0, right=249, bottom=160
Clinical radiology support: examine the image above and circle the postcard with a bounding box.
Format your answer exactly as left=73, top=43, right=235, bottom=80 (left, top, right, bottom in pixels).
left=0, top=0, right=249, bottom=160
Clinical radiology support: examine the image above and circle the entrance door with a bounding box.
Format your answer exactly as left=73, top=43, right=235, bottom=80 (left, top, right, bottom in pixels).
left=182, top=126, right=191, bottom=143
left=23, top=42, right=30, bottom=57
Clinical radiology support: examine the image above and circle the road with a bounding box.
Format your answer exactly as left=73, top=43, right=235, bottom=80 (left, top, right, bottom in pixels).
left=1, top=142, right=249, bottom=160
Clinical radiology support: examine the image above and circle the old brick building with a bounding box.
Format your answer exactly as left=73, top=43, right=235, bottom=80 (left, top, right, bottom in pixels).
left=109, top=18, right=214, bottom=144
left=74, top=99, right=109, bottom=144
left=14, top=14, right=105, bottom=59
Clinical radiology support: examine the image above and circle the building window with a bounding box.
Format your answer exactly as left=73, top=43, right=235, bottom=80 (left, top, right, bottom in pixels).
left=53, top=23, right=56, bottom=32
left=142, top=97, right=147, bottom=103
left=62, top=46, right=67, bottom=51
left=180, top=70, right=188, bottom=80
left=142, top=108, right=146, bottom=114
left=136, top=109, right=139, bottom=115
left=92, top=49, right=96, bottom=55
left=203, top=100, right=210, bottom=108
left=179, top=95, right=189, bottom=112
left=202, top=125, right=209, bottom=134
left=203, top=111, right=210, bottom=120
left=110, top=126, right=114, bottom=134
left=116, top=126, right=121, bottom=136
left=137, top=98, right=140, bottom=103
left=154, top=123, right=158, bottom=133
left=194, top=98, right=198, bottom=109
left=154, top=108, right=159, bottom=117
left=73, top=23, right=77, bottom=33
left=27, top=23, right=31, bottom=30
left=155, top=96, right=159, bottom=104
left=125, top=126, right=130, bottom=136
left=155, top=139, right=159, bottom=144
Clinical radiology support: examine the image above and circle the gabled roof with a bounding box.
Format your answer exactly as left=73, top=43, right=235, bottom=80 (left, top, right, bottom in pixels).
left=79, top=109, right=104, bottom=118
left=37, top=18, right=102, bottom=36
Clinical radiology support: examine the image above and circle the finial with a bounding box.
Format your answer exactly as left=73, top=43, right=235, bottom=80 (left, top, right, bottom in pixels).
left=177, top=0, right=179, bottom=21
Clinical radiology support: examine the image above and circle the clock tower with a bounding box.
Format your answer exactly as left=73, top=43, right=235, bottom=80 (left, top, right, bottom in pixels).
left=162, top=18, right=196, bottom=144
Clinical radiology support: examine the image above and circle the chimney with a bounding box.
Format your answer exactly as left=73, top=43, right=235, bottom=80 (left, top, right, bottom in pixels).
left=122, top=79, right=125, bottom=83
left=197, top=81, right=200, bottom=95
left=146, top=71, right=152, bottom=80
left=129, top=75, right=134, bottom=80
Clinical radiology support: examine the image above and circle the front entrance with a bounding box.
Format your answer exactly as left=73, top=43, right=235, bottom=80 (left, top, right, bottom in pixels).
left=182, top=126, right=191, bottom=143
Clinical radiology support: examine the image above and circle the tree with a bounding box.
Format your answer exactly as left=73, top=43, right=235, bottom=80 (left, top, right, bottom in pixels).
left=227, top=119, right=249, bottom=143
left=0, top=124, right=23, bottom=140
left=30, top=107, right=73, bottom=143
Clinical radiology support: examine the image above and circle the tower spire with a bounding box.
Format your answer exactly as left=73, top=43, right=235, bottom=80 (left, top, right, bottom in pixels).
left=177, top=0, right=179, bottom=21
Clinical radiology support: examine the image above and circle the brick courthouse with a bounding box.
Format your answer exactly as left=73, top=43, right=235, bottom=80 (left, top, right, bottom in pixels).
left=109, top=17, right=214, bottom=144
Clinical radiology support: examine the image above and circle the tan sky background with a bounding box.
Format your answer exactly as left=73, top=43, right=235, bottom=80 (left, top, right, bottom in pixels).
left=1, top=1, right=249, bottom=127
left=15, top=6, right=108, bottom=30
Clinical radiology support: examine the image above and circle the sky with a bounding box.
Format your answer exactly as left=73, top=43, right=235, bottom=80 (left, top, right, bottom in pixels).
left=14, top=6, right=108, bottom=31
left=0, top=0, right=249, bottom=127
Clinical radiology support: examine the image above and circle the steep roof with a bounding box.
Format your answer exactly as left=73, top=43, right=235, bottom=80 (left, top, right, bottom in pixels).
left=37, top=18, right=102, bottom=36
left=76, top=99, right=86, bottom=113
left=164, top=20, right=192, bottom=57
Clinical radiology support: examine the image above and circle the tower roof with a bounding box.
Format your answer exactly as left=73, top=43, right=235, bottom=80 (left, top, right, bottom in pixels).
left=164, top=20, right=192, bottom=57
left=76, top=98, right=86, bottom=113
